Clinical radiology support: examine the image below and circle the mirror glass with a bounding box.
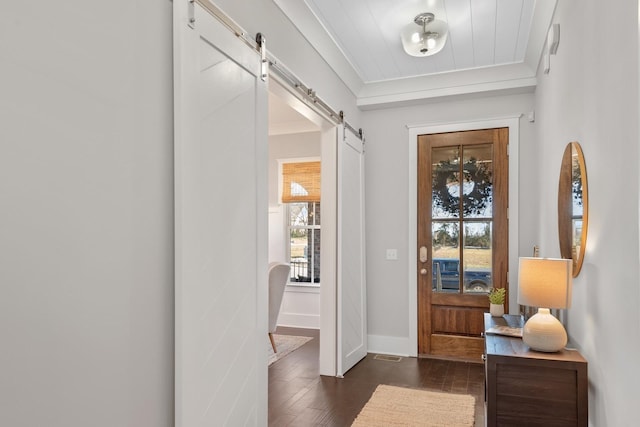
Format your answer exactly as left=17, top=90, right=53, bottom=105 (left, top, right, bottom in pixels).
left=558, top=142, right=588, bottom=277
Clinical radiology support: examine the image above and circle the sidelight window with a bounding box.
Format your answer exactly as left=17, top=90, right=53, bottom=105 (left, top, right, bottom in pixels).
left=280, top=160, right=321, bottom=285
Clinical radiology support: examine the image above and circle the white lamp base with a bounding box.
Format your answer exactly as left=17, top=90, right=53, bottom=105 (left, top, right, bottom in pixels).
left=522, top=308, right=567, bottom=352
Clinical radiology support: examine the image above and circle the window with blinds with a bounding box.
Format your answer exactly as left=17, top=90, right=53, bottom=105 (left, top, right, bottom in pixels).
left=281, top=161, right=320, bottom=203
left=280, top=160, right=321, bottom=285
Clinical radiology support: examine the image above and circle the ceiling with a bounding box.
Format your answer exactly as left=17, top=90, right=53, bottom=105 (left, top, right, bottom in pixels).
left=268, top=93, right=321, bottom=135
left=303, top=0, right=535, bottom=83
left=273, top=0, right=557, bottom=109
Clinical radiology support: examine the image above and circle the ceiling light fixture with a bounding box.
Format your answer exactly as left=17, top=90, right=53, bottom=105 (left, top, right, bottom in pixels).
left=400, top=12, right=448, bottom=57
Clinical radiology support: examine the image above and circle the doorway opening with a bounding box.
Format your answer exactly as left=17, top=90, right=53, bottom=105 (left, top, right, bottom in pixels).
left=267, top=75, right=367, bottom=379
left=267, top=79, right=337, bottom=379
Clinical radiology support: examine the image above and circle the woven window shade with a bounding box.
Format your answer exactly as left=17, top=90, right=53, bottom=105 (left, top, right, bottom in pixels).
left=282, top=161, right=321, bottom=203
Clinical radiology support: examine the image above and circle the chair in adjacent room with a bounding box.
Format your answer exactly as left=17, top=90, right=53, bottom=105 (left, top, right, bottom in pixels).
left=268, top=262, right=291, bottom=353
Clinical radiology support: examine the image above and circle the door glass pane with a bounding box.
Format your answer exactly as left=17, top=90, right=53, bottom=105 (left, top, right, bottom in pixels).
left=432, top=221, right=460, bottom=292
left=432, top=143, right=495, bottom=294
left=462, top=144, right=493, bottom=218
left=432, top=146, right=460, bottom=219
left=462, top=222, right=492, bottom=294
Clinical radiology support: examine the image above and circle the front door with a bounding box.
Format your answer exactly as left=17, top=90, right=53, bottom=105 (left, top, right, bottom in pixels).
left=417, top=128, right=508, bottom=360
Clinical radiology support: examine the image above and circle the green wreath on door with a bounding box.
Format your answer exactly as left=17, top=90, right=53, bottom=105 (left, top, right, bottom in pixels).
left=431, top=157, right=492, bottom=217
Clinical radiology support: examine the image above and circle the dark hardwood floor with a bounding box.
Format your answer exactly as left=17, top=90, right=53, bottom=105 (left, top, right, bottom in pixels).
left=268, top=327, right=485, bottom=426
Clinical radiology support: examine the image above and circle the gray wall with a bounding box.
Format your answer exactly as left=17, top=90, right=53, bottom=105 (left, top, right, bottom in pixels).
left=0, top=1, right=174, bottom=426
left=534, top=1, right=640, bottom=425
left=362, top=93, right=537, bottom=342
left=0, top=1, right=359, bottom=425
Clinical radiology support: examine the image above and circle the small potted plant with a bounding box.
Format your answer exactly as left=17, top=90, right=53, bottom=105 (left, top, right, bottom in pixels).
left=488, top=287, right=506, bottom=317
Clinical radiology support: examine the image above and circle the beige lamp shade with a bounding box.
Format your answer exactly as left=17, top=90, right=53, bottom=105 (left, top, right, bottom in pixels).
left=518, top=257, right=573, bottom=352
left=517, top=257, right=572, bottom=309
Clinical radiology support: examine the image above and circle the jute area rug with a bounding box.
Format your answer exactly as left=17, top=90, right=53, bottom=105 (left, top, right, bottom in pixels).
left=352, top=384, right=475, bottom=427
left=267, top=334, right=313, bottom=366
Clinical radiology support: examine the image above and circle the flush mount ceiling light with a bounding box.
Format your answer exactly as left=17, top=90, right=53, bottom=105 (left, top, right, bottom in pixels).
left=400, top=12, right=448, bottom=57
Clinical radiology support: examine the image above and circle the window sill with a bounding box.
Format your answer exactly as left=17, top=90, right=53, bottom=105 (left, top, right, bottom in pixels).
left=285, top=283, right=320, bottom=293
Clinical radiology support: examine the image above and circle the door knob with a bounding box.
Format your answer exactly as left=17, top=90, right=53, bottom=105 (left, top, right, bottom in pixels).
left=420, top=268, right=427, bottom=275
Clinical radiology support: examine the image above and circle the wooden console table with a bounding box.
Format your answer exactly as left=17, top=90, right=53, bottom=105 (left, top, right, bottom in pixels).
left=484, top=313, right=588, bottom=426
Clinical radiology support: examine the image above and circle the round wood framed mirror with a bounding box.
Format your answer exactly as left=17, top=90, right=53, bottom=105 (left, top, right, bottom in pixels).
left=558, top=142, right=588, bottom=277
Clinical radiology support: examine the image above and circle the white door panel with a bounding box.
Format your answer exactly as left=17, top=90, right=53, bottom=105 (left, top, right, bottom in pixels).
left=337, top=126, right=367, bottom=376
left=174, top=1, right=268, bottom=425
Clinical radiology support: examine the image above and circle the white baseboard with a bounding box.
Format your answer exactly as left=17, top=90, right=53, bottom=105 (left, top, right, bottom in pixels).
left=277, top=313, right=320, bottom=329
left=367, top=334, right=413, bottom=357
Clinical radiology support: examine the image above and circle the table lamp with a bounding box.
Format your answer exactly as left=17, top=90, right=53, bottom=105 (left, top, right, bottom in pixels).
left=517, top=257, right=573, bottom=352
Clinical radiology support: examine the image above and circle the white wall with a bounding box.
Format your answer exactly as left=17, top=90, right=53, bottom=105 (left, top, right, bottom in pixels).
left=0, top=1, right=174, bottom=426
left=361, top=93, right=537, bottom=354
left=533, top=1, right=640, bottom=426
left=269, top=132, right=321, bottom=329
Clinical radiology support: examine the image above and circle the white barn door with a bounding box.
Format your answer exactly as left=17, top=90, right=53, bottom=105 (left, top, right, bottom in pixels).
left=173, top=1, right=268, bottom=425
left=337, top=126, right=367, bottom=376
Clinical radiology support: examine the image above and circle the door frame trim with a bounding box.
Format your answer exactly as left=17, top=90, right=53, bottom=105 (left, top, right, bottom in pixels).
left=269, top=77, right=339, bottom=376
left=407, top=116, right=521, bottom=357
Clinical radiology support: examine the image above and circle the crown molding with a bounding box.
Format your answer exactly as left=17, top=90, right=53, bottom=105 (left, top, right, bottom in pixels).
left=357, top=62, right=537, bottom=109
